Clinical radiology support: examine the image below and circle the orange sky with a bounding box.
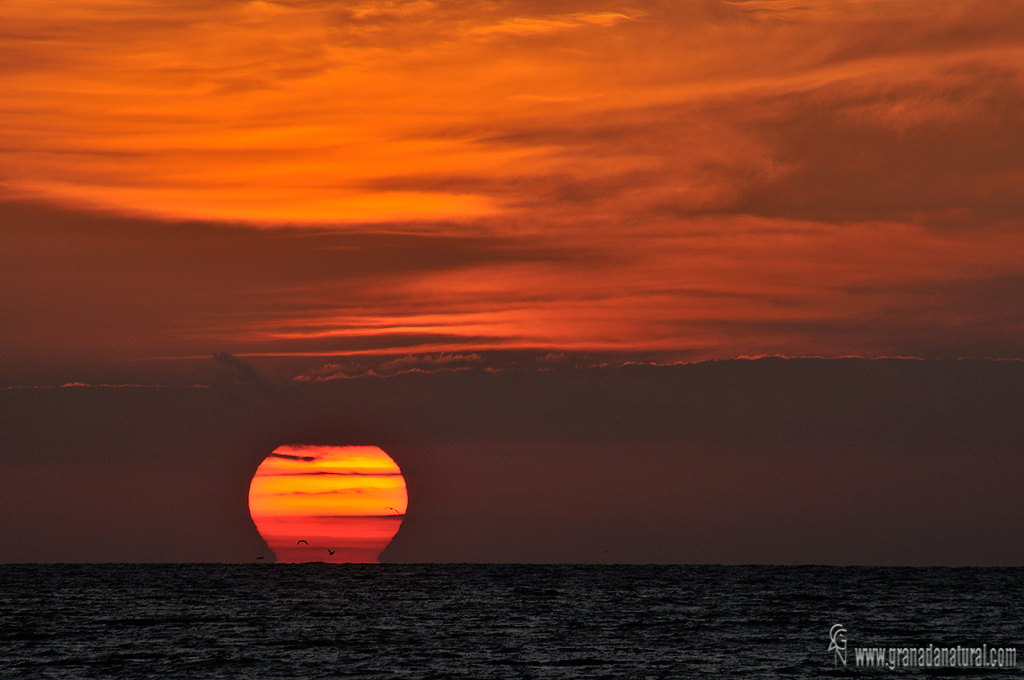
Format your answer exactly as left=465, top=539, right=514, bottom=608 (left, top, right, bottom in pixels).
left=2, top=0, right=1023, bottom=364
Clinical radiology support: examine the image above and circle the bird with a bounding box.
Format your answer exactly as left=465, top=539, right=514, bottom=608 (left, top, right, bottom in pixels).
left=385, top=507, right=402, bottom=514
left=327, top=549, right=335, bottom=555
left=297, top=539, right=308, bottom=545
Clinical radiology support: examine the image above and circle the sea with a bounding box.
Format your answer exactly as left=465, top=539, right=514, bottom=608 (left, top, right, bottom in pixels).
left=1, top=564, right=1021, bottom=679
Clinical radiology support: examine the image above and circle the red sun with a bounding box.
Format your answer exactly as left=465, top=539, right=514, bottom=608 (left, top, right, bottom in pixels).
left=248, top=445, right=408, bottom=563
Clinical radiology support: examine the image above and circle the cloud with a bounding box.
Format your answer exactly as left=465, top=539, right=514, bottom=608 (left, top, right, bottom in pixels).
left=213, top=353, right=270, bottom=387
left=345, top=0, right=438, bottom=21
left=3, top=0, right=1018, bottom=227
left=376, top=352, right=483, bottom=375
left=268, top=452, right=316, bottom=462
left=3, top=1, right=1024, bottom=366
left=466, top=11, right=642, bottom=37
left=0, top=200, right=590, bottom=364
left=724, top=69, right=1024, bottom=226
left=6, top=198, right=1024, bottom=367
left=294, top=353, right=484, bottom=380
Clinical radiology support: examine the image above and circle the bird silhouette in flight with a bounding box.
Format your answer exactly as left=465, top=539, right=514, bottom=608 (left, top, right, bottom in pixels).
left=386, top=507, right=402, bottom=514
left=327, top=549, right=335, bottom=555
left=297, top=539, right=308, bottom=545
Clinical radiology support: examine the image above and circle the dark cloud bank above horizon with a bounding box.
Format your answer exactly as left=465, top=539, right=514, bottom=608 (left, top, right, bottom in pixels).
left=2, top=357, right=1022, bottom=566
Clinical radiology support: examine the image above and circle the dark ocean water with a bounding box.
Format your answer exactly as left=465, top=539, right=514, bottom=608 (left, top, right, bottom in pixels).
left=0, top=564, right=1021, bottom=679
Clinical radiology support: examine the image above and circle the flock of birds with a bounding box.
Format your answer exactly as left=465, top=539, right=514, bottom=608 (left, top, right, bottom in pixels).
left=255, top=539, right=335, bottom=560
left=257, top=508, right=403, bottom=560
left=296, top=539, right=334, bottom=554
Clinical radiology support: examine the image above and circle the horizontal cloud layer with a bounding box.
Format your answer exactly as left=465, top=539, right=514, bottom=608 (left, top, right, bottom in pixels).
left=2, top=358, right=1023, bottom=564
left=4, top=198, right=1024, bottom=366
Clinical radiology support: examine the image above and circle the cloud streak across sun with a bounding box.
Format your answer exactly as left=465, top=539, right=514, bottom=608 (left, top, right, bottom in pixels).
left=2, top=0, right=1024, bottom=364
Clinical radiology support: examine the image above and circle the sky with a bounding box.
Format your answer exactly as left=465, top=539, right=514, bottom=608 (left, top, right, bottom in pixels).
left=1, top=0, right=1023, bottom=564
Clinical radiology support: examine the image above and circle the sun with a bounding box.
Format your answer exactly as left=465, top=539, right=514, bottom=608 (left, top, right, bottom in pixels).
left=248, top=445, right=408, bottom=563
